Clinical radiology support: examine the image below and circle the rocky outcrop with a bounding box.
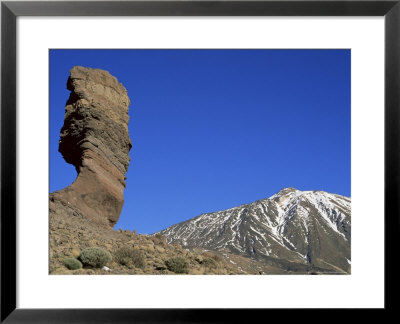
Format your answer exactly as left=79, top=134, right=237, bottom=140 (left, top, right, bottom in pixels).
left=50, top=66, right=132, bottom=227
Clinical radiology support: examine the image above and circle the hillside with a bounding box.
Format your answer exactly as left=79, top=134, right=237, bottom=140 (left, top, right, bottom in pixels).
left=49, top=197, right=245, bottom=275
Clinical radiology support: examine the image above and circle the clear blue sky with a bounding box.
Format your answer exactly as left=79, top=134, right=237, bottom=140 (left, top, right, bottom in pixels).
left=50, top=49, right=350, bottom=234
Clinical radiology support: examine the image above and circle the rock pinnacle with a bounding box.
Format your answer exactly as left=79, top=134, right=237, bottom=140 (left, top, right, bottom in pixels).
left=50, top=66, right=132, bottom=227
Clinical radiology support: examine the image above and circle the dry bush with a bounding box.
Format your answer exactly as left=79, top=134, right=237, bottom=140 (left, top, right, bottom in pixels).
left=115, top=247, right=146, bottom=269
left=201, top=251, right=222, bottom=263
left=151, top=234, right=168, bottom=247
left=165, top=257, right=189, bottom=274
left=202, top=257, right=218, bottom=269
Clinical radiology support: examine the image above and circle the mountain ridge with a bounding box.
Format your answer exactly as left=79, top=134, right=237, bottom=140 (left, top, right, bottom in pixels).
left=157, top=187, right=351, bottom=274
left=158, top=187, right=350, bottom=230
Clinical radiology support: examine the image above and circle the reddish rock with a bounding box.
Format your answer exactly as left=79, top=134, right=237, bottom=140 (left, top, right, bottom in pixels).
left=50, top=66, right=132, bottom=227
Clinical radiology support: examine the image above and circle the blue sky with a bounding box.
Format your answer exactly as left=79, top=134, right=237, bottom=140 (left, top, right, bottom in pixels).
left=50, top=49, right=350, bottom=234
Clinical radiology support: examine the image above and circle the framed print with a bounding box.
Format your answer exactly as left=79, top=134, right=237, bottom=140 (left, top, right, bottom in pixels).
left=1, top=0, right=399, bottom=322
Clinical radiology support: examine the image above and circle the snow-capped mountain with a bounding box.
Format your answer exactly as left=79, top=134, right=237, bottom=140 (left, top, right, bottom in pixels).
left=158, top=188, right=351, bottom=274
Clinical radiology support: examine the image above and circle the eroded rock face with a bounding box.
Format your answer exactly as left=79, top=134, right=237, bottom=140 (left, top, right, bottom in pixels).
left=50, top=66, right=132, bottom=227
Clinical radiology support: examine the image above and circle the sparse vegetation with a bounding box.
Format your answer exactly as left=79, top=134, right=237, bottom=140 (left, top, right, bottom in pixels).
left=165, top=256, right=190, bottom=274
left=63, top=257, right=82, bottom=270
left=115, top=247, right=146, bottom=269
left=79, top=247, right=112, bottom=268
left=151, top=233, right=168, bottom=247
left=49, top=203, right=244, bottom=275
left=202, top=251, right=222, bottom=263
left=202, top=257, right=217, bottom=269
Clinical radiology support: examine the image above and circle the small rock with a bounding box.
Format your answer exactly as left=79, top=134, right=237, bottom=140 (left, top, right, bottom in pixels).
left=71, top=248, right=81, bottom=258
left=102, top=266, right=111, bottom=271
left=195, top=255, right=204, bottom=263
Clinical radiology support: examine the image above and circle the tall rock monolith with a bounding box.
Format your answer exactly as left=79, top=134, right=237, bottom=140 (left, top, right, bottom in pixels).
left=50, top=66, right=132, bottom=227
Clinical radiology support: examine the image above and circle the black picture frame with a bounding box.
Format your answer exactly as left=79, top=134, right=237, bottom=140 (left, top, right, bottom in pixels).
left=1, top=0, right=398, bottom=322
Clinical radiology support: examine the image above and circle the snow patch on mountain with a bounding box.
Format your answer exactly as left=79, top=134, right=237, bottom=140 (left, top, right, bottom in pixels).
left=157, top=188, right=351, bottom=273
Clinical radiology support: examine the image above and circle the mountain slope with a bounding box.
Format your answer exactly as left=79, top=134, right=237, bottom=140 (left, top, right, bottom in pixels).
left=157, top=188, right=351, bottom=274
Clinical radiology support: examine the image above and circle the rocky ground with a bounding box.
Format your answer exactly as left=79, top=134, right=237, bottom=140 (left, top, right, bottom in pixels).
left=49, top=199, right=248, bottom=275
left=50, top=198, right=335, bottom=275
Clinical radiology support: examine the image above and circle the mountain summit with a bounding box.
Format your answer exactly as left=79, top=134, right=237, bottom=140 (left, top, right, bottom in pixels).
left=157, top=188, right=351, bottom=274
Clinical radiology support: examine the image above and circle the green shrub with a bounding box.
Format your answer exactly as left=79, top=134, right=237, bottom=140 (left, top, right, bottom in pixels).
left=63, top=257, right=82, bottom=270
left=202, top=257, right=217, bottom=269
left=115, top=247, right=146, bottom=269
left=79, top=247, right=112, bottom=268
left=165, top=257, right=189, bottom=274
